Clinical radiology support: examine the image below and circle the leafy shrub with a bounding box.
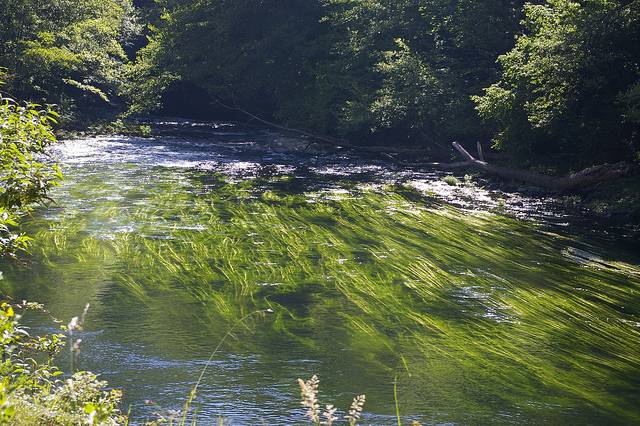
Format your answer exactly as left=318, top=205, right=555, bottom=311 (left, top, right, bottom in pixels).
left=0, top=95, right=61, bottom=257
left=442, top=175, right=460, bottom=186
left=0, top=301, right=126, bottom=425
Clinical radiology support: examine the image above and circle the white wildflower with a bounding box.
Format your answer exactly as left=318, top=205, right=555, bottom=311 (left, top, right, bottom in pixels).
left=298, top=375, right=320, bottom=423
left=322, top=404, right=338, bottom=425
left=345, top=394, right=366, bottom=425
left=67, top=316, right=79, bottom=331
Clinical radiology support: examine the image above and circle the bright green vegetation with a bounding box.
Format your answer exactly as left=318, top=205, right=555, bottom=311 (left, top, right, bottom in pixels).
left=0, top=302, right=125, bottom=425
left=0, top=0, right=138, bottom=121
left=1, top=0, right=640, bottom=424
left=441, top=176, right=460, bottom=187
left=0, top=93, right=60, bottom=257
left=1, top=138, right=639, bottom=423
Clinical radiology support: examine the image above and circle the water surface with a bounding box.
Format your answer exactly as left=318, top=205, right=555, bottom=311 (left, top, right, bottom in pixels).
left=1, top=122, right=639, bottom=424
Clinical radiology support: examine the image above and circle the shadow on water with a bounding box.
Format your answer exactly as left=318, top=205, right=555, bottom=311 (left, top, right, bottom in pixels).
left=1, top=123, right=639, bottom=424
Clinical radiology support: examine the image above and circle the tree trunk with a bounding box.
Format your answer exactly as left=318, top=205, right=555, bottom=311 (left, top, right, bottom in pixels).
left=430, top=142, right=635, bottom=192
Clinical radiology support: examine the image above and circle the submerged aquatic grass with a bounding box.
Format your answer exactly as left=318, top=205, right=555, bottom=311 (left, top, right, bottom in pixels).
left=1, top=137, right=639, bottom=423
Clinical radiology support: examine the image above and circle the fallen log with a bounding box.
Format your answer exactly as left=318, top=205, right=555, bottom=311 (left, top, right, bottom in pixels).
left=212, top=99, right=634, bottom=189
left=433, top=142, right=635, bottom=192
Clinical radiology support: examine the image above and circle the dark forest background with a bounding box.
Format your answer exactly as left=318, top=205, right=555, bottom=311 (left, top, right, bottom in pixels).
left=1, top=0, right=639, bottom=169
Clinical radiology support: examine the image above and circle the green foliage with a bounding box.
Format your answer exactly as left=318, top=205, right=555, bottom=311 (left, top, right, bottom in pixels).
left=0, top=301, right=126, bottom=425
left=126, top=0, right=337, bottom=129
left=0, top=0, right=139, bottom=113
left=124, top=30, right=181, bottom=116
left=474, top=0, right=640, bottom=163
left=3, top=0, right=639, bottom=166
left=441, top=175, right=460, bottom=186
left=127, top=0, right=524, bottom=146
left=0, top=96, right=61, bottom=257
left=124, top=0, right=638, bottom=166
left=88, top=119, right=152, bottom=137
left=323, top=0, right=524, bottom=143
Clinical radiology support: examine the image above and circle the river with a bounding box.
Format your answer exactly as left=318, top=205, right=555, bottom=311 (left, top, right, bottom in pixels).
left=1, top=121, right=639, bottom=424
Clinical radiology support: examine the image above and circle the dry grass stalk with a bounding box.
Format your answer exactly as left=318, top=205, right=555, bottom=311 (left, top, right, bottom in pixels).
left=322, top=404, right=338, bottom=425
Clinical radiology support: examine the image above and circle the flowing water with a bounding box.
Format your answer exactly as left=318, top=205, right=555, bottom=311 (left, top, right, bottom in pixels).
left=1, top=122, right=639, bottom=425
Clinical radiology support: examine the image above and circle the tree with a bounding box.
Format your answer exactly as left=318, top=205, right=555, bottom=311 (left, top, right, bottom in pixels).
left=127, top=0, right=338, bottom=130
left=0, top=0, right=140, bottom=115
left=322, top=0, right=525, bottom=145
left=474, top=0, right=640, bottom=166
left=128, top=0, right=525, bottom=148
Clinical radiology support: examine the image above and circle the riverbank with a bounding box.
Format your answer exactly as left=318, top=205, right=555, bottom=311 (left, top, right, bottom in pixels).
left=563, top=175, right=640, bottom=225
left=446, top=168, right=640, bottom=233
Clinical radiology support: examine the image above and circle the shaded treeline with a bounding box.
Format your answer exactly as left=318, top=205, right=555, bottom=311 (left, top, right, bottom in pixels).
left=1, top=0, right=639, bottom=167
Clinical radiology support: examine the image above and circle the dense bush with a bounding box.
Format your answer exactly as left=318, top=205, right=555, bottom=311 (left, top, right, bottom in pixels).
left=0, top=302, right=125, bottom=425
left=0, top=92, right=61, bottom=257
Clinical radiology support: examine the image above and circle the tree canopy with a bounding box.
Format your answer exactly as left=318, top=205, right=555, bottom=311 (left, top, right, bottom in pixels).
left=474, top=0, right=640, bottom=165
left=128, top=0, right=526, bottom=147
left=2, top=0, right=638, bottom=166
left=0, top=0, right=139, bottom=116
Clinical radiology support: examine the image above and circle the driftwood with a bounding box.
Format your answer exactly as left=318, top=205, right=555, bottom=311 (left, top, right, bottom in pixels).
left=429, top=142, right=635, bottom=192
left=213, top=99, right=633, bottom=190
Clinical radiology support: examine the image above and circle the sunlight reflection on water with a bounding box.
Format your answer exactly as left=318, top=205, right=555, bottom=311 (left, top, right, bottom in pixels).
left=5, top=122, right=639, bottom=424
